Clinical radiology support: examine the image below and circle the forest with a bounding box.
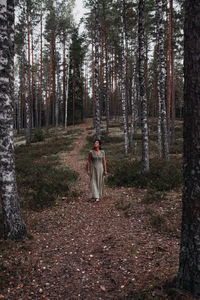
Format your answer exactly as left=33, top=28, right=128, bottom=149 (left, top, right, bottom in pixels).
left=0, top=0, right=200, bottom=299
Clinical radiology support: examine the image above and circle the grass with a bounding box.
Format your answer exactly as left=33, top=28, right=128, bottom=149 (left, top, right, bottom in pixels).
left=107, top=157, right=182, bottom=191
left=143, top=189, right=167, bottom=204
left=15, top=133, right=78, bottom=211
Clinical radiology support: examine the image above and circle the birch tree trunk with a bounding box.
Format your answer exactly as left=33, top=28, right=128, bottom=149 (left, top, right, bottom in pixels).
left=63, top=34, right=66, bottom=127
left=105, top=40, right=110, bottom=134
left=138, top=0, right=149, bottom=172
left=25, top=8, right=31, bottom=144
left=65, top=40, right=70, bottom=129
left=0, top=0, right=26, bottom=239
left=177, top=1, right=200, bottom=297
left=120, top=1, right=129, bottom=156
left=27, top=8, right=32, bottom=127
left=157, top=0, right=169, bottom=160
left=130, top=62, right=137, bottom=149
left=55, top=71, right=59, bottom=135
left=94, top=0, right=101, bottom=140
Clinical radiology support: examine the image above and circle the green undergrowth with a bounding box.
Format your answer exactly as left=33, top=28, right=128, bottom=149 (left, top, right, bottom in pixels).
left=15, top=135, right=78, bottom=210
left=107, top=157, right=182, bottom=191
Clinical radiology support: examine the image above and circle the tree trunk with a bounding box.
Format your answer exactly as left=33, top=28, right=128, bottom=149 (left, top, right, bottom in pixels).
left=31, top=31, right=36, bottom=127
left=100, top=32, right=104, bottom=120
left=72, top=66, right=75, bottom=126
left=170, top=0, right=175, bottom=144
left=92, top=33, right=96, bottom=128
left=63, top=34, right=66, bottom=127
left=46, top=31, right=53, bottom=133
left=94, top=0, right=101, bottom=139
left=120, top=0, right=129, bottom=156
left=65, top=39, right=70, bottom=129
left=104, top=9, right=110, bottom=134
left=39, top=7, right=43, bottom=129
left=156, top=0, right=169, bottom=160
left=171, top=51, right=175, bottom=144
left=177, top=1, right=200, bottom=297
left=55, top=69, right=59, bottom=135
left=138, top=0, right=149, bottom=172
left=130, top=60, right=137, bottom=149
left=0, top=0, right=26, bottom=240
left=26, top=8, right=31, bottom=144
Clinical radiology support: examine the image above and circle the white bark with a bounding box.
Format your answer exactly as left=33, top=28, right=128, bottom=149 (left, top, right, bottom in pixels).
left=130, top=65, right=137, bottom=149
left=65, top=39, right=70, bottom=129
left=94, top=0, right=101, bottom=140
left=156, top=0, right=169, bottom=160
left=120, top=2, right=129, bottom=156
left=0, top=0, right=26, bottom=239
left=138, top=0, right=149, bottom=172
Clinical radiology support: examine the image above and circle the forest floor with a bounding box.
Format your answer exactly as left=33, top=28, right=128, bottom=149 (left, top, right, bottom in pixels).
left=0, top=119, right=197, bottom=299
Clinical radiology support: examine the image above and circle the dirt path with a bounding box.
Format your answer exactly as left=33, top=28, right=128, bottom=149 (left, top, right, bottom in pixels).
left=1, top=121, right=186, bottom=299
left=61, top=119, right=91, bottom=201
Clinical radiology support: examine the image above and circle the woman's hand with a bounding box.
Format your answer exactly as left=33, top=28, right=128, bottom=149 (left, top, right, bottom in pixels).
left=104, top=171, right=107, bottom=176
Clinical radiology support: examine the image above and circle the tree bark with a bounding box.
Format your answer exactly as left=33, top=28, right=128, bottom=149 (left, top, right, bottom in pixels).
left=120, top=0, right=129, bottom=156
left=138, top=0, right=149, bottom=172
left=177, top=1, right=200, bottom=296
left=156, top=0, right=169, bottom=160
left=46, top=31, right=53, bottom=133
left=94, top=0, right=101, bottom=139
left=65, top=39, right=70, bottom=129
left=103, top=3, right=110, bottom=134
left=39, top=6, right=43, bottom=128
left=0, top=0, right=26, bottom=239
left=25, top=8, right=31, bottom=144
left=63, top=33, right=66, bottom=127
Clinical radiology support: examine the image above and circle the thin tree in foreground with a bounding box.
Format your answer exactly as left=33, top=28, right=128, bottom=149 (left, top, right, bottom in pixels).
left=177, top=0, right=200, bottom=297
left=0, top=0, right=26, bottom=239
left=157, top=0, right=169, bottom=160
left=138, top=0, right=149, bottom=172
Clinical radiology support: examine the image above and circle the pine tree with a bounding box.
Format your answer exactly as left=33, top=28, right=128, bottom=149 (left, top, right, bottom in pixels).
left=177, top=1, right=200, bottom=296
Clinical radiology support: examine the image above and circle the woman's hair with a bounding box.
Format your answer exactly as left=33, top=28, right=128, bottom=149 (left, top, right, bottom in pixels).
left=93, top=139, right=101, bottom=150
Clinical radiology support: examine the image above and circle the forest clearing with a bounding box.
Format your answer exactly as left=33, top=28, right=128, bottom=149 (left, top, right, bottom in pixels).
left=0, top=118, right=195, bottom=299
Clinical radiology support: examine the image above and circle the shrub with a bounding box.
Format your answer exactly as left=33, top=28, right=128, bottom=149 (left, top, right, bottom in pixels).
left=107, top=157, right=182, bottom=191
left=15, top=136, right=78, bottom=210
left=28, top=166, right=77, bottom=210
left=31, top=129, right=45, bottom=143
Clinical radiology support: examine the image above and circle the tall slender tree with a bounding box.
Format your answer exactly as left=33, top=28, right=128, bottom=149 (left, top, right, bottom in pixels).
left=94, top=0, right=101, bottom=140
left=120, top=0, right=129, bottom=156
left=156, top=0, right=169, bottom=160
left=0, top=0, right=26, bottom=239
left=177, top=1, right=200, bottom=297
left=138, top=0, right=149, bottom=172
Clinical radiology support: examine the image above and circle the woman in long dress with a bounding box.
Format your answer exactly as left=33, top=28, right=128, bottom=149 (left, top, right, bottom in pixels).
left=87, top=140, right=107, bottom=201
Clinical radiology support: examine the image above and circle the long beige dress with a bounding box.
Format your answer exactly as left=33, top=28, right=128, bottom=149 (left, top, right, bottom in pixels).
left=90, top=150, right=104, bottom=198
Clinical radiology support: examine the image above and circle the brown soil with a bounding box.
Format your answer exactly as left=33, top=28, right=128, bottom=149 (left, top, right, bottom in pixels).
left=0, top=120, right=195, bottom=299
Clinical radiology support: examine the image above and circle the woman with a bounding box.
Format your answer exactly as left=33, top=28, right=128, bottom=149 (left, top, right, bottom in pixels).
left=88, top=139, right=107, bottom=202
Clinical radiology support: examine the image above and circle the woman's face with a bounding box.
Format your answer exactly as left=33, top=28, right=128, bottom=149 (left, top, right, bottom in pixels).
left=94, top=140, right=100, bottom=148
